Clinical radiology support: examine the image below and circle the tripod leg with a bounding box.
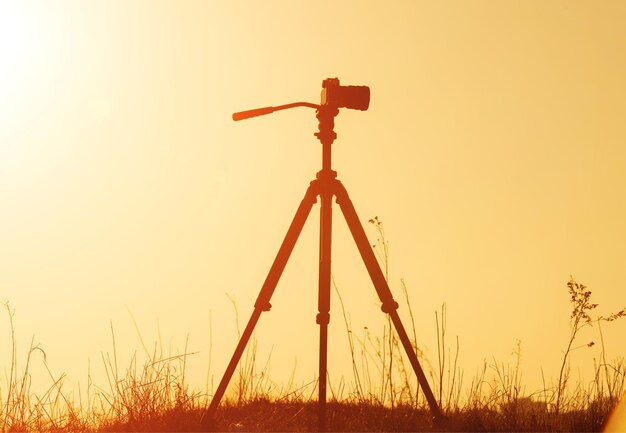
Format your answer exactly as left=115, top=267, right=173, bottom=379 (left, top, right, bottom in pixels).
left=333, top=180, right=444, bottom=422
left=202, top=181, right=320, bottom=424
left=317, top=188, right=332, bottom=432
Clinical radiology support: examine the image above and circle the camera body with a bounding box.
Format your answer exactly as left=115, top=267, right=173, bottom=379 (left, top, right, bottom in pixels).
left=321, top=78, right=370, bottom=111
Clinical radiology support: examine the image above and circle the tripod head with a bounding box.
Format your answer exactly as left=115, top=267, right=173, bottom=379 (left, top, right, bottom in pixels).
left=232, top=78, right=370, bottom=173
left=232, top=78, right=369, bottom=121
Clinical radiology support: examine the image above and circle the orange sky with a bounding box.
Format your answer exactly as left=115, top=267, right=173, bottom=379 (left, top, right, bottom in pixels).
left=1, top=1, right=625, bottom=402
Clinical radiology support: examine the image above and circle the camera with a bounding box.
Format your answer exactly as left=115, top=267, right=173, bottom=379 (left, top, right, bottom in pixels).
left=320, top=78, right=370, bottom=111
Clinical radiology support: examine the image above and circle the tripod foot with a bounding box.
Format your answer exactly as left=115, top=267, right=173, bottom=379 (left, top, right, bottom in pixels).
left=199, top=412, right=223, bottom=432
left=199, top=411, right=211, bottom=430
left=433, top=413, right=449, bottom=431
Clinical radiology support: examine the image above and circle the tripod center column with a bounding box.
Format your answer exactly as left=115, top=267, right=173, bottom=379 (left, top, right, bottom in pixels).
left=313, top=103, right=339, bottom=432
left=315, top=105, right=339, bottom=174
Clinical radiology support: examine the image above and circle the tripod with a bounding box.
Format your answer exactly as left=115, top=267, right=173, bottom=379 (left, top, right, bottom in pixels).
left=203, top=80, right=444, bottom=431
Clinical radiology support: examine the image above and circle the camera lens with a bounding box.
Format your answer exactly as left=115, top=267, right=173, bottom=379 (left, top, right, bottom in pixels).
left=337, top=85, right=370, bottom=111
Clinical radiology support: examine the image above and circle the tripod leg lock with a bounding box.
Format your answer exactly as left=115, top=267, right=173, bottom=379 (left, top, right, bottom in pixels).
left=254, top=301, right=272, bottom=312
left=381, top=300, right=399, bottom=314
left=316, top=312, right=330, bottom=325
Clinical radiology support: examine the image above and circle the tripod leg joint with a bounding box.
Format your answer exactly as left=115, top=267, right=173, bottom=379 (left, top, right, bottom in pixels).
left=381, top=300, right=399, bottom=314
left=316, top=312, right=330, bottom=325
left=254, top=301, right=272, bottom=312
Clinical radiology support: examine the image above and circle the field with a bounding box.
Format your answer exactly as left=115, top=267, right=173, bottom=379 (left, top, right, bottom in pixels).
left=1, top=272, right=624, bottom=432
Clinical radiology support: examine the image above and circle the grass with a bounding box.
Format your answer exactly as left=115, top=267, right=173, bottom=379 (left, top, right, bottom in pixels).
left=2, top=220, right=625, bottom=431
left=1, top=278, right=625, bottom=432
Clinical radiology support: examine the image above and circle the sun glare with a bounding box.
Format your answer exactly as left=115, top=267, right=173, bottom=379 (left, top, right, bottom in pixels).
left=0, top=3, right=39, bottom=100
left=1, top=3, right=41, bottom=177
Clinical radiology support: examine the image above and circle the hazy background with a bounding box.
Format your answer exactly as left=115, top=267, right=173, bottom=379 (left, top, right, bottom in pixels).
left=2, top=0, right=625, bottom=400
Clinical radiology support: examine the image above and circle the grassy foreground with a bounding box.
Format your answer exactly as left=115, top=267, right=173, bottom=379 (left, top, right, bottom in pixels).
left=24, top=396, right=615, bottom=432
left=2, top=277, right=624, bottom=432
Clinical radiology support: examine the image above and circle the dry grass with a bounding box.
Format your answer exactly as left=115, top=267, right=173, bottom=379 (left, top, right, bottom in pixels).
left=2, top=264, right=625, bottom=432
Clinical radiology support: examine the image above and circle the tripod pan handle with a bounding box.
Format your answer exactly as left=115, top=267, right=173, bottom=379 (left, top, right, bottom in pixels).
left=232, top=106, right=275, bottom=121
